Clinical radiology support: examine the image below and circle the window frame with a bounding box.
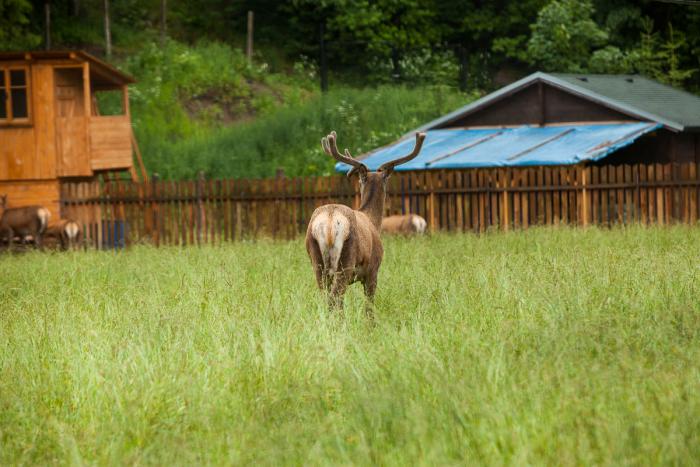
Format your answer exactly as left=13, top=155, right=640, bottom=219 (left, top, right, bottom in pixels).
left=0, top=65, right=32, bottom=126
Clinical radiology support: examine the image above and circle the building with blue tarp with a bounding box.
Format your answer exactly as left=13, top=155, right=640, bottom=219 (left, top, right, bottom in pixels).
left=336, top=72, right=700, bottom=174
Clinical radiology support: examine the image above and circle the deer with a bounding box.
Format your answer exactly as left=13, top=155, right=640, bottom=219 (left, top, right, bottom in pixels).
left=0, top=195, right=51, bottom=250
left=306, top=130, right=426, bottom=311
left=381, top=214, right=428, bottom=235
left=44, top=219, right=82, bottom=250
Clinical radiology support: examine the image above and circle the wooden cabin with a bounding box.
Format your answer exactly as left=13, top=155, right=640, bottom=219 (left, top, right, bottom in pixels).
left=0, top=51, right=139, bottom=219
left=344, top=72, right=700, bottom=173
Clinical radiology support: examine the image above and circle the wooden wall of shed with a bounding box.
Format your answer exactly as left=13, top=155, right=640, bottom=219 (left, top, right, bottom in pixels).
left=442, top=83, right=635, bottom=128
left=55, top=67, right=92, bottom=177
left=0, top=63, right=57, bottom=181
left=90, top=115, right=133, bottom=170
left=0, top=180, right=60, bottom=219
left=598, top=131, right=700, bottom=165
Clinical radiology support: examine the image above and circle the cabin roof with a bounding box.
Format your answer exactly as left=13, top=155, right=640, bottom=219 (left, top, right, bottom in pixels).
left=0, top=50, right=136, bottom=86
left=335, top=122, right=660, bottom=172
left=416, top=72, right=700, bottom=133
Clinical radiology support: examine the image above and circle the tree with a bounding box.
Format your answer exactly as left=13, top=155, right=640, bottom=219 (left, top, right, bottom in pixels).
left=0, top=0, right=40, bottom=50
left=103, top=0, right=111, bottom=57
left=525, top=0, right=610, bottom=72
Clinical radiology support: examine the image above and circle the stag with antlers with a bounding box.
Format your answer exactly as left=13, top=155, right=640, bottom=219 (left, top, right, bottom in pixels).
left=306, top=131, right=426, bottom=311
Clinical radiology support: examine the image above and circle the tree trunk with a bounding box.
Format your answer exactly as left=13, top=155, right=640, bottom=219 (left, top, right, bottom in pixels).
left=246, top=11, right=254, bottom=63
left=104, top=0, right=112, bottom=58
left=160, top=0, right=167, bottom=46
left=319, top=21, right=328, bottom=92
left=44, top=1, right=51, bottom=50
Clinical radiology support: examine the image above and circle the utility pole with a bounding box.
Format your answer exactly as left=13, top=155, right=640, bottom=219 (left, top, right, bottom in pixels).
left=44, top=1, right=51, bottom=50
left=160, top=0, right=167, bottom=47
left=458, top=45, right=468, bottom=92
left=246, top=11, right=254, bottom=63
left=104, top=0, right=112, bottom=58
left=319, top=21, right=328, bottom=92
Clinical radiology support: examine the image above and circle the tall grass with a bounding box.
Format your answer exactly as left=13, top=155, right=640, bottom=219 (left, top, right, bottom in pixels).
left=2, top=226, right=699, bottom=464
left=140, top=85, right=472, bottom=180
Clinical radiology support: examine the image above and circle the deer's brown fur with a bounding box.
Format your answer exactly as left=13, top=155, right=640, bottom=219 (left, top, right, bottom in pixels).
left=381, top=214, right=427, bottom=235
left=45, top=219, right=82, bottom=250
left=306, top=131, right=425, bottom=311
left=0, top=195, right=51, bottom=249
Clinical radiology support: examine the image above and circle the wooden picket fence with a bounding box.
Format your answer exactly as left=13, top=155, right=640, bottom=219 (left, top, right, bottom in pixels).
left=60, top=162, right=700, bottom=248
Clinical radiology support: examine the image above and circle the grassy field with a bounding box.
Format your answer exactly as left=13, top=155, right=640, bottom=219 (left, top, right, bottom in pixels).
left=1, top=226, right=699, bottom=465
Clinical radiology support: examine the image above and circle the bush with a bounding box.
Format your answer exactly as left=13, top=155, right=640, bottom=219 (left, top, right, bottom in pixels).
left=143, top=85, right=475, bottom=180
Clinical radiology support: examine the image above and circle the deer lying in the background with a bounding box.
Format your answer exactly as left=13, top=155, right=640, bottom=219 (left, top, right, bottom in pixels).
left=44, top=219, right=82, bottom=250
left=306, top=131, right=425, bottom=310
left=381, top=214, right=427, bottom=235
left=0, top=195, right=51, bottom=249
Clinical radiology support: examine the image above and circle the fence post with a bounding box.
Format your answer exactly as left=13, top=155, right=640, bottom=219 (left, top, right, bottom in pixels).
left=151, top=173, right=160, bottom=246
left=578, top=164, right=589, bottom=227
left=196, top=171, right=205, bottom=244
left=428, top=172, right=437, bottom=231
left=501, top=168, right=510, bottom=231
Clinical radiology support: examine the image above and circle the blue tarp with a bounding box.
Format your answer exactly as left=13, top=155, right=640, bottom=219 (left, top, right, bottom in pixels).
left=335, top=122, right=660, bottom=173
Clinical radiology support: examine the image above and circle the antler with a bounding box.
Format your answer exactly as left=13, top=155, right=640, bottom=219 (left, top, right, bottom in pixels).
left=378, top=132, right=426, bottom=176
left=321, top=131, right=368, bottom=178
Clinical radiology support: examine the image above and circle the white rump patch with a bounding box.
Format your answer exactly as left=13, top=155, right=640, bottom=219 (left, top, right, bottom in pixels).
left=411, top=215, right=427, bottom=234
left=65, top=222, right=80, bottom=239
left=311, top=211, right=350, bottom=273
left=37, top=208, right=51, bottom=233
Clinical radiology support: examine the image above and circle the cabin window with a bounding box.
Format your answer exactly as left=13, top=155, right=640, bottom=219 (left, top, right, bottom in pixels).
left=0, top=67, right=30, bottom=124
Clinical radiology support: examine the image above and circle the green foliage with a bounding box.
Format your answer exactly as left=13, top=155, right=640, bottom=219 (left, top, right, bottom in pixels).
left=120, top=39, right=313, bottom=144
left=521, top=1, right=697, bottom=87
left=0, top=0, right=40, bottom=49
left=626, top=18, right=697, bottom=87
left=2, top=227, right=700, bottom=464
left=526, top=0, right=610, bottom=72
left=142, top=85, right=473, bottom=180
left=367, top=48, right=461, bottom=86
left=660, top=25, right=697, bottom=87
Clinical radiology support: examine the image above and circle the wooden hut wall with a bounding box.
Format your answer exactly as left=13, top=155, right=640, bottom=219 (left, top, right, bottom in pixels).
left=0, top=180, right=60, bottom=219
left=0, top=63, right=57, bottom=181
left=54, top=66, right=92, bottom=177
left=600, top=132, right=700, bottom=165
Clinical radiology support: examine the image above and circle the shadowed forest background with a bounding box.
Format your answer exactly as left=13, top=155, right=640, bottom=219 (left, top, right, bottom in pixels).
left=2, top=0, right=699, bottom=179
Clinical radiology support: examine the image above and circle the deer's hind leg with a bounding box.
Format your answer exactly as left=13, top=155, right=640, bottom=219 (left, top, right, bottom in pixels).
left=306, top=236, right=331, bottom=292
left=329, top=268, right=353, bottom=311
left=362, top=272, right=378, bottom=320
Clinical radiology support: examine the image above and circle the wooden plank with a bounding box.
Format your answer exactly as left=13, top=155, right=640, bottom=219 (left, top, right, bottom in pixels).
left=648, top=164, right=656, bottom=224
left=500, top=168, right=509, bottom=231
left=32, top=64, right=57, bottom=179
left=690, top=162, right=698, bottom=223
left=543, top=167, right=553, bottom=225
left=550, top=167, right=559, bottom=225
left=665, top=163, right=673, bottom=223
left=680, top=163, right=690, bottom=223
left=615, top=165, right=624, bottom=223
left=641, top=164, right=649, bottom=223
left=655, top=163, right=664, bottom=224
left=520, top=169, right=529, bottom=229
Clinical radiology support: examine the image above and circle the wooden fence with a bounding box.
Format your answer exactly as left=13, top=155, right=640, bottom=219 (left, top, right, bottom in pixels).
left=60, top=162, right=700, bottom=248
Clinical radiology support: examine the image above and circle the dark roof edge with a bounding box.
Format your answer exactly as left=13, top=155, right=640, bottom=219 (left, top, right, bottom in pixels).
left=0, top=50, right=135, bottom=84
left=411, top=72, right=684, bottom=136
